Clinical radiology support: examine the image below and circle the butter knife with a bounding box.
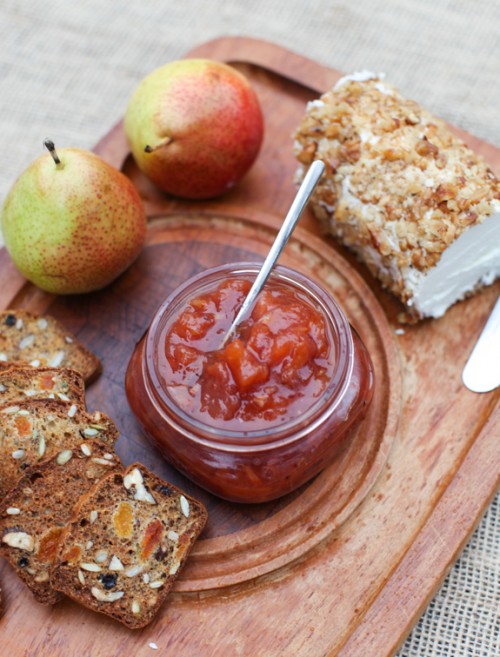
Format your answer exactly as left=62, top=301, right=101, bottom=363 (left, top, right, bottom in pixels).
left=462, top=295, right=500, bottom=393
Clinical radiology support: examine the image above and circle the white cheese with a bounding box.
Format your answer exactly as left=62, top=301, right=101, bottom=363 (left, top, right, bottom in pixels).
left=334, top=70, right=382, bottom=89
left=405, top=205, right=500, bottom=318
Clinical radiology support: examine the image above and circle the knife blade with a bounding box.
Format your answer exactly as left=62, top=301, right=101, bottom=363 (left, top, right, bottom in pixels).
left=462, top=295, right=500, bottom=393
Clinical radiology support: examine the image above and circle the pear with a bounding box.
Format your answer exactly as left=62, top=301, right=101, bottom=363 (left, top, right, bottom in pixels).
left=1, top=141, right=147, bottom=294
left=124, top=59, right=264, bottom=199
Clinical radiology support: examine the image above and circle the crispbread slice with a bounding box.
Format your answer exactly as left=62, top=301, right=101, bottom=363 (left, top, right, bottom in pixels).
left=0, top=400, right=118, bottom=497
left=0, top=445, right=122, bottom=604
left=52, top=464, right=207, bottom=628
left=0, top=310, right=101, bottom=383
left=0, top=367, right=86, bottom=409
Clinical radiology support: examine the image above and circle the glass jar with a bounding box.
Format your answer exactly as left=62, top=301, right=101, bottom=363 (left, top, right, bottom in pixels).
left=125, top=263, right=374, bottom=503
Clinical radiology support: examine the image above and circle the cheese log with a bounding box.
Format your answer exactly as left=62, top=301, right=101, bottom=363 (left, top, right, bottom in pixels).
left=293, top=72, right=500, bottom=320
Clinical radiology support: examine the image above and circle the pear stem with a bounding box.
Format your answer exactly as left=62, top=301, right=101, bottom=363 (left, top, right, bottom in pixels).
left=144, top=137, right=173, bottom=154
left=44, top=139, right=61, bottom=165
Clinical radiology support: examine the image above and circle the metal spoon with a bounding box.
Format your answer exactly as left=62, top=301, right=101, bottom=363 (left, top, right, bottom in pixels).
left=223, top=160, right=325, bottom=345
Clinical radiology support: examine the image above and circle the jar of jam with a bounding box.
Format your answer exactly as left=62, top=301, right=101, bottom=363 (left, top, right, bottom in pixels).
left=125, top=263, right=374, bottom=503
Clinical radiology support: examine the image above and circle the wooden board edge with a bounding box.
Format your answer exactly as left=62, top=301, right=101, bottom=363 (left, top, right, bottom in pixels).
left=185, top=35, right=341, bottom=94
left=338, top=398, right=500, bottom=657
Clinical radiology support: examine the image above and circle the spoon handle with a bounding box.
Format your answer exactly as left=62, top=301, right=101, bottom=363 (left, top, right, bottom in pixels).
left=225, top=160, right=325, bottom=341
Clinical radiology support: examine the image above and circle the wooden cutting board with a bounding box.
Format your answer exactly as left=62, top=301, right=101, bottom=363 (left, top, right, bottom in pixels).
left=0, top=36, right=498, bottom=657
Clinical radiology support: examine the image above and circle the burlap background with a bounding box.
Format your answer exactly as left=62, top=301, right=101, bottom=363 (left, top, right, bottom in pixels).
left=0, top=2, right=498, bottom=655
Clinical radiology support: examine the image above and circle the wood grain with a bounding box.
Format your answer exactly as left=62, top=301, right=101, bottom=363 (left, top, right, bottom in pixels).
left=0, top=37, right=498, bottom=657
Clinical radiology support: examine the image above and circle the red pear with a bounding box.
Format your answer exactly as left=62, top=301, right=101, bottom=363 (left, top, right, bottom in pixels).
left=124, top=59, right=264, bottom=199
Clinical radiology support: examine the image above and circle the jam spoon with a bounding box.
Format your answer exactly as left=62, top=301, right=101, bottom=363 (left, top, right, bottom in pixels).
left=223, top=159, right=325, bottom=345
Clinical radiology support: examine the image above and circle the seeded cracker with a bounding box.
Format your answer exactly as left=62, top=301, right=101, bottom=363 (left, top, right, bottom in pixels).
left=0, top=399, right=118, bottom=497
left=0, top=367, right=86, bottom=409
left=293, top=73, right=500, bottom=320
left=0, top=310, right=101, bottom=383
left=0, top=445, right=122, bottom=604
left=52, top=464, right=208, bottom=629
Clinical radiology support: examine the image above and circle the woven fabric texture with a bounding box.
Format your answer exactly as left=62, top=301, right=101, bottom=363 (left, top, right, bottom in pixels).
left=0, top=2, right=499, bottom=655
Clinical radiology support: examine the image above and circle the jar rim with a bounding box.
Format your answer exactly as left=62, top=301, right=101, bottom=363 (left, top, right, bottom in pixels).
left=144, top=262, right=354, bottom=448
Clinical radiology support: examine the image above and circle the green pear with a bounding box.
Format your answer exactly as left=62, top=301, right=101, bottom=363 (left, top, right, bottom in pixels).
left=124, top=59, right=264, bottom=199
left=1, top=141, right=147, bottom=294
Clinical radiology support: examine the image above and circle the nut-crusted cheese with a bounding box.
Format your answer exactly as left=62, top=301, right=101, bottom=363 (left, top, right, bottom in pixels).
left=293, top=72, right=500, bottom=320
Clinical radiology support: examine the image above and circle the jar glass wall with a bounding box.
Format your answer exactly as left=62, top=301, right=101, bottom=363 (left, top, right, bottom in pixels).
left=125, top=263, right=374, bottom=503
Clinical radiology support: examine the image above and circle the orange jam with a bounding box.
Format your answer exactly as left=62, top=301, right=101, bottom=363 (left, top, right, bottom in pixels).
left=126, top=264, right=374, bottom=503
left=161, top=278, right=336, bottom=431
